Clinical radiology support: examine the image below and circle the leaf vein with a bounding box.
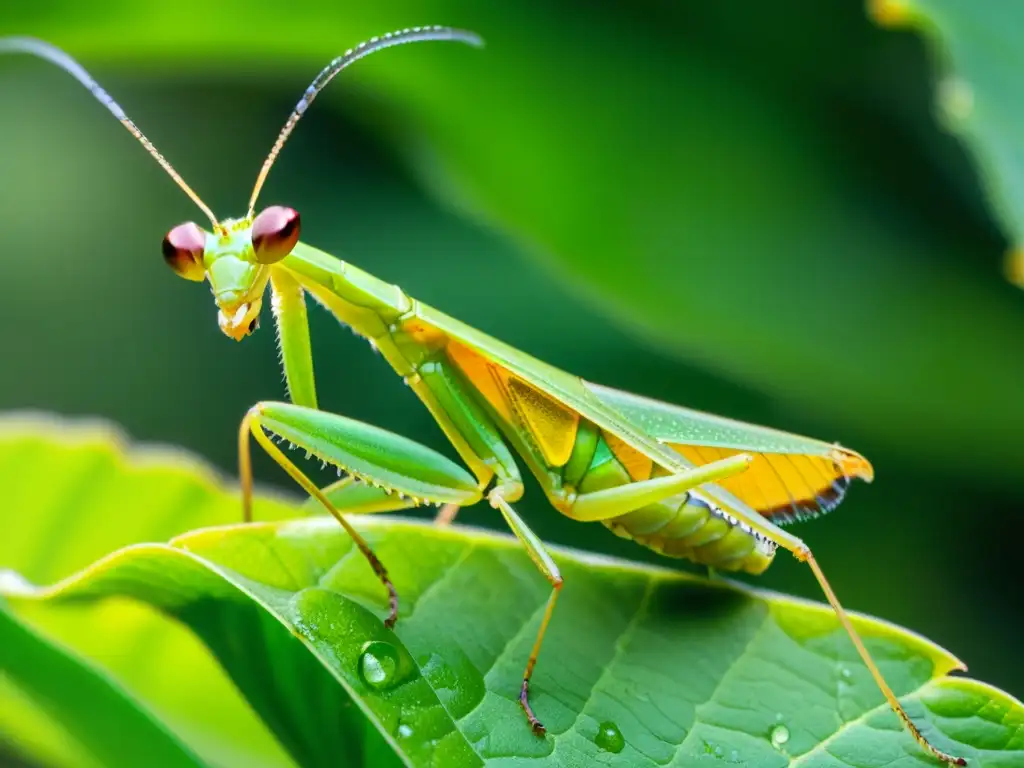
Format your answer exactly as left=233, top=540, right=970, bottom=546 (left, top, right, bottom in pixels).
left=788, top=687, right=931, bottom=767
left=403, top=541, right=478, bottom=619
left=666, top=608, right=776, bottom=765
left=551, top=576, right=659, bottom=752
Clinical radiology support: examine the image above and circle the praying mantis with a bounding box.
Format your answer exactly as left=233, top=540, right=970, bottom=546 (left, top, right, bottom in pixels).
left=0, top=27, right=967, bottom=766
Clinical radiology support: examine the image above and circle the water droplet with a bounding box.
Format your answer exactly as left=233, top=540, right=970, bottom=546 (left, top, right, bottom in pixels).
left=840, top=666, right=852, bottom=680
left=397, top=724, right=413, bottom=738
left=358, top=641, right=400, bottom=690
left=714, top=745, right=723, bottom=757
left=770, top=724, right=790, bottom=749
left=729, top=749, right=739, bottom=762
left=774, top=712, right=785, bottom=722
left=595, top=721, right=624, bottom=753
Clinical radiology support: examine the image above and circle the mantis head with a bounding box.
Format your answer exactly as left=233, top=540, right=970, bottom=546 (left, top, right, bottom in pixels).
left=2, top=28, right=482, bottom=342
left=153, top=26, right=479, bottom=342
left=162, top=207, right=301, bottom=341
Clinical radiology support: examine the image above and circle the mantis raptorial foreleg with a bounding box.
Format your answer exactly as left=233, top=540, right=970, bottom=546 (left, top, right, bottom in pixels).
left=271, top=275, right=470, bottom=527
left=242, top=408, right=399, bottom=625
left=239, top=401, right=484, bottom=626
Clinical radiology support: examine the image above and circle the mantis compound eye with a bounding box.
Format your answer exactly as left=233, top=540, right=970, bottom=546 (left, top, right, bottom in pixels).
left=162, top=221, right=207, bottom=281
left=251, top=206, right=300, bottom=264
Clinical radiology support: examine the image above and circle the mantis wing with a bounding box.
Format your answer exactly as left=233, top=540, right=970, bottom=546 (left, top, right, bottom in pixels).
left=588, top=384, right=873, bottom=524
left=413, top=303, right=871, bottom=524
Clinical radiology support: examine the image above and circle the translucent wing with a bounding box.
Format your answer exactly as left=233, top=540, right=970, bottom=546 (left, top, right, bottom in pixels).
left=412, top=302, right=871, bottom=525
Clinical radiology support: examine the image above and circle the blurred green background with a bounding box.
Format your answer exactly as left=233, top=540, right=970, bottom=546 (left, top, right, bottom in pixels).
left=1, top=0, right=1021, bottom=742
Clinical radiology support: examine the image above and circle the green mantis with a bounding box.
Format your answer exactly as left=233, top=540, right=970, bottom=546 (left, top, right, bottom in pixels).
left=0, top=28, right=967, bottom=766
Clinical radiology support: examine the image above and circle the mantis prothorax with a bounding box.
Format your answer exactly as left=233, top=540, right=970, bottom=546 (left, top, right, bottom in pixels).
left=0, top=29, right=967, bottom=765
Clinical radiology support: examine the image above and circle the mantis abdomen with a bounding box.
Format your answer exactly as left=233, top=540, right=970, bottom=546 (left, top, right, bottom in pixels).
left=574, top=428, right=778, bottom=574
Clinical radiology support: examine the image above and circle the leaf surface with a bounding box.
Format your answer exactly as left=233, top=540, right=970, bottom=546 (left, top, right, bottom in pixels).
left=1, top=420, right=1021, bottom=766
left=0, top=416, right=300, bottom=768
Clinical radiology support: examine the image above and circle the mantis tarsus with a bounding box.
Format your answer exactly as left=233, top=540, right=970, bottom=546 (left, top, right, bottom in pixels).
left=0, top=28, right=967, bottom=766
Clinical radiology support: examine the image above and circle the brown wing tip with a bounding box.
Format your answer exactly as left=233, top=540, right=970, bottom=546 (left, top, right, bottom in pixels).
left=831, top=446, right=875, bottom=483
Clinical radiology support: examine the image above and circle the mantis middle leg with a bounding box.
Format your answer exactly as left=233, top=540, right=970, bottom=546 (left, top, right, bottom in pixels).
left=404, top=358, right=755, bottom=732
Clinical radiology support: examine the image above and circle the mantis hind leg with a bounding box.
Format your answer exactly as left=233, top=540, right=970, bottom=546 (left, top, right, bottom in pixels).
left=797, top=547, right=966, bottom=766
left=727, top=504, right=966, bottom=765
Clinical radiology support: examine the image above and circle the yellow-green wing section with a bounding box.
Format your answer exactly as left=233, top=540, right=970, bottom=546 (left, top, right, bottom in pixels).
left=413, top=302, right=690, bottom=473
left=411, top=302, right=871, bottom=527
left=589, top=384, right=874, bottom=524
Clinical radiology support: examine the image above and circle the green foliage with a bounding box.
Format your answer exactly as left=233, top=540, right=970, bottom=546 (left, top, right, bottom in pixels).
left=0, top=417, right=299, bottom=768
left=1, top=420, right=1021, bottom=766
left=0, top=600, right=207, bottom=768
left=2, top=1, right=1024, bottom=765
left=869, top=1, right=1024, bottom=258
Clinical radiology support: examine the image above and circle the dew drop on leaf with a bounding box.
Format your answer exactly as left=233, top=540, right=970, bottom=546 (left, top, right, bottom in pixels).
left=358, top=640, right=400, bottom=690
left=595, top=721, right=624, bottom=753
left=397, top=724, right=413, bottom=739
left=770, top=724, right=790, bottom=749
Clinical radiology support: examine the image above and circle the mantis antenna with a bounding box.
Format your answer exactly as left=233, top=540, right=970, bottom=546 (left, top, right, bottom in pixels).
left=0, top=37, right=220, bottom=229
left=246, top=25, right=484, bottom=218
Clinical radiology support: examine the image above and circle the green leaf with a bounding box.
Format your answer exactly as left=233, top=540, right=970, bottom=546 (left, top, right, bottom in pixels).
left=0, top=415, right=301, bottom=768
left=1, top=419, right=1021, bottom=766
left=0, top=599, right=207, bottom=768
left=868, top=0, right=1024, bottom=282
